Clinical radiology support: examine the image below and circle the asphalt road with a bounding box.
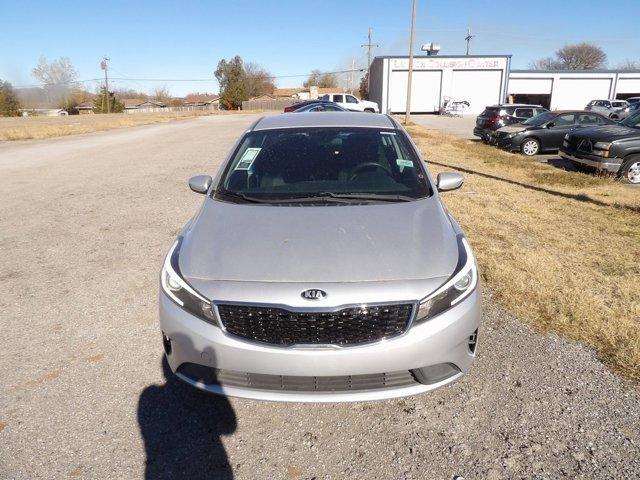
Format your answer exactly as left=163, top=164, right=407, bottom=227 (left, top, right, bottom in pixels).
left=1, top=114, right=638, bottom=480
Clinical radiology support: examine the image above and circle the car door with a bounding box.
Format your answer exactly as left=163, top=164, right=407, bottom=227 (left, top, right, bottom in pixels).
left=332, top=94, right=346, bottom=110
left=345, top=94, right=361, bottom=111
left=544, top=113, right=577, bottom=149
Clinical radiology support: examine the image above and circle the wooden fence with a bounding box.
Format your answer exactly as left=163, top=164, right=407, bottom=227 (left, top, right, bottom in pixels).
left=124, top=105, right=219, bottom=114
left=241, top=98, right=297, bottom=111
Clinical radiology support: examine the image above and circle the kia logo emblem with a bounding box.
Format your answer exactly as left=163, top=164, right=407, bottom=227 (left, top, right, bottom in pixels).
left=301, top=289, right=327, bottom=300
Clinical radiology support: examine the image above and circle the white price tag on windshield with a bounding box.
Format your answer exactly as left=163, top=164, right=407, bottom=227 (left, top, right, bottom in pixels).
left=236, top=147, right=261, bottom=170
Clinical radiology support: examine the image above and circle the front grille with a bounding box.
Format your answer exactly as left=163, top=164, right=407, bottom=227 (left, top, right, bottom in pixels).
left=178, top=363, right=419, bottom=392
left=217, top=303, right=414, bottom=346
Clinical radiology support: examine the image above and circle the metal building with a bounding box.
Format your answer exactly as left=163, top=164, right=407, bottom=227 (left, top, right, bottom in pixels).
left=369, top=54, right=640, bottom=114
left=369, top=55, right=511, bottom=115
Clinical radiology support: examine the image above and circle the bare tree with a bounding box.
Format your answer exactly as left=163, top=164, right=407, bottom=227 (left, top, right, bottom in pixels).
left=529, top=56, right=561, bottom=70
left=617, top=60, right=640, bottom=71
left=31, top=56, right=79, bottom=109
left=244, top=62, right=275, bottom=98
left=556, top=43, right=607, bottom=69
left=152, top=85, right=172, bottom=104
left=530, top=42, right=607, bottom=70
left=303, top=69, right=337, bottom=88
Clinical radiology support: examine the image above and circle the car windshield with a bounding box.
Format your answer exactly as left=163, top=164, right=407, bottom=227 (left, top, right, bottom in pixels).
left=621, top=111, right=640, bottom=128
left=216, top=127, right=431, bottom=203
left=522, top=111, right=556, bottom=126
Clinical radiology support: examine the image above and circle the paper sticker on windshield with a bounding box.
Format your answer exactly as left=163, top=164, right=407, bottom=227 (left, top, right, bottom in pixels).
left=235, top=147, right=261, bottom=170
left=396, top=159, right=413, bottom=168
left=380, top=131, right=396, bottom=135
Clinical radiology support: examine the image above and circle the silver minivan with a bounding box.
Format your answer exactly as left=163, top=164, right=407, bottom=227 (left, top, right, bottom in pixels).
left=159, top=112, right=481, bottom=402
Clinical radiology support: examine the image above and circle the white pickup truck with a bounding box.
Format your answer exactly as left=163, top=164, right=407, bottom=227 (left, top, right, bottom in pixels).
left=318, top=93, right=379, bottom=113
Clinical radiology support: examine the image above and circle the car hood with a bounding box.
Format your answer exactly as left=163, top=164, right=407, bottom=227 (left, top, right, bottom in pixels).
left=496, top=123, right=528, bottom=134
left=573, top=124, right=640, bottom=141
left=178, top=196, right=458, bottom=283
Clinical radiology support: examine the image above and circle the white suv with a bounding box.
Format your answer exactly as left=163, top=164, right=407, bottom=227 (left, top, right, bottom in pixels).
left=319, top=93, right=379, bottom=113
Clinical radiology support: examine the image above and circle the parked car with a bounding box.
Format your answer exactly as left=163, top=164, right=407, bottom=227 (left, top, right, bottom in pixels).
left=625, top=97, right=640, bottom=105
left=473, top=104, right=548, bottom=141
left=612, top=101, right=640, bottom=120
left=159, top=112, right=481, bottom=402
left=284, top=99, right=334, bottom=112
left=560, top=110, right=640, bottom=184
left=292, top=102, right=348, bottom=112
left=318, top=93, right=379, bottom=113
left=585, top=99, right=629, bottom=119
left=491, top=111, right=615, bottom=156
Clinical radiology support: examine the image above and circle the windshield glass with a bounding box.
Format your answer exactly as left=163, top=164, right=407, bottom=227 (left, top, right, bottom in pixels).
left=622, top=111, right=640, bottom=128
left=522, top=111, right=556, bottom=126
left=216, top=127, right=431, bottom=203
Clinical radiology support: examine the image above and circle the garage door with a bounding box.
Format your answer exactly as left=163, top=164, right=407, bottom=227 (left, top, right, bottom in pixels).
left=508, top=78, right=552, bottom=95
left=617, top=77, right=640, bottom=95
left=389, top=70, right=442, bottom=113
left=552, top=78, right=612, bottom=110
left=451, top=70, right=503, bottom=114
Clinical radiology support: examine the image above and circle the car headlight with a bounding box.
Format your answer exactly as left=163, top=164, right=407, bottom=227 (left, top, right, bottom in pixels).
left=414, top=236, right=478, bottom=324
left=594, top=141, right=611, bottom=150
left=161, top=238, right=217, bottom=324
left=593, top=141, right=612, bottom=158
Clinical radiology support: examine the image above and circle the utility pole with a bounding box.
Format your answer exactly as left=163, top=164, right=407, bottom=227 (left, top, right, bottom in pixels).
left=101, top=56, right=110, bottom=113
left=349, top=58, right=355, bottom=93
left=465, top=28, right=473, bottom=56
left=405, top=0, right=417, bottom=124
left=361, top=27, right=378, bottom=94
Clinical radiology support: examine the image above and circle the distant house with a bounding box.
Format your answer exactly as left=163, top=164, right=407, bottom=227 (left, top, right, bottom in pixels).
left=183, top=93, right=220, bottom=109
left=122, top=98, right=145, bottom=110
left=138, top=100, right=167, bottom=108
left=247, top=94, right=276, bottom=101
left=272, top=88, right=305, bottom=98
left=76, top=100, right=95, bottom=114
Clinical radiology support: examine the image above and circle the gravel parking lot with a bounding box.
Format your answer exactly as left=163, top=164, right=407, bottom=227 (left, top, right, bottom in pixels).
left=1, top=114, right=638, bottom=479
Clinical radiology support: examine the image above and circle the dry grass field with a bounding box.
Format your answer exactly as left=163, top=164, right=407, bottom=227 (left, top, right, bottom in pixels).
left=0, top=110, right=256, bottom=141
left=407, top=124, right=640, bottom=382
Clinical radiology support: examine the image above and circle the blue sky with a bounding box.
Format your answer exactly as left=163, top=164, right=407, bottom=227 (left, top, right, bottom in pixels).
left=2, top=0, right=639, bottom=96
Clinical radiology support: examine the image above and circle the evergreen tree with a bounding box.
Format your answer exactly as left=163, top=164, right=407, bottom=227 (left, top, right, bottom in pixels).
left=214, top=56, right=247, bottom=110
left=0, top=80, right=22, bottom=116
left=93, top=86, right=124, bottom=113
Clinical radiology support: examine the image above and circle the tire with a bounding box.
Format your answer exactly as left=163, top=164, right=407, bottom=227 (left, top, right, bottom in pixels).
left=619, top=155, right=640, bottom=184
left=610, top=114, right=619, bottom=120
left=520, top=138, right=540, bottom=156
left=364, top=108, right=374, bottom=113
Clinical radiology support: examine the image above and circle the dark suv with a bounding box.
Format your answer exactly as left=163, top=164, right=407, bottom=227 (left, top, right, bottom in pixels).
left=474, top=104, right=548, bottom=141
left=560, top=111, right=640, bottom=184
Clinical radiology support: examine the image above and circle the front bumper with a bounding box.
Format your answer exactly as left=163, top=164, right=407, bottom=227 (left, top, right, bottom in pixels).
left=559, top=148, right=623, bottom=173
left=159, top=287, right=481, bottom=402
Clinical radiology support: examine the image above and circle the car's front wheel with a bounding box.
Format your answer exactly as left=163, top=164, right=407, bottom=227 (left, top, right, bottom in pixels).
left=619, top=155, right=640, bottom=184
left=364, top=108, right=375, bottom=113
left=520, top=138, right=540, bottom=156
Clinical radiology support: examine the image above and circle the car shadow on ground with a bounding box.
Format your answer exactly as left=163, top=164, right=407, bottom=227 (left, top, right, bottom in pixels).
left=138, top=352, right=236, bottom=480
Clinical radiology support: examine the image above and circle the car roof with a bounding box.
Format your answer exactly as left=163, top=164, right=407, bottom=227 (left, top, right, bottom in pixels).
left=551, top=110, right=606, bottom=115
left=252, top=112, right=396, bottom=131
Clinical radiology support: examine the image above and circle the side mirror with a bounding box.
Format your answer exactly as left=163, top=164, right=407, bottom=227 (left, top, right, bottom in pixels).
left=188, top=175, right=212, bottom=194
left=436, top=172, right=464, bottom=192
left=546, top=121, right=555, bottom=128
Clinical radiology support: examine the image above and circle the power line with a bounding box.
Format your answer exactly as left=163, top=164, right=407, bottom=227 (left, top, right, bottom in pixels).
left=11, top=68, right=366, bottom=89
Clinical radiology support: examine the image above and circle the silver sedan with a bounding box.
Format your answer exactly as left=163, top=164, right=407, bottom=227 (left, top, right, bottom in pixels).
left=159, top=112, right=481, bottom=402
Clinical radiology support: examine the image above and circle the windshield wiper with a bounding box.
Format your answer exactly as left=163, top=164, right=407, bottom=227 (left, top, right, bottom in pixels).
left=313, top=192, right=415, bottom=202
left=216, top=191, right=271, bottom=203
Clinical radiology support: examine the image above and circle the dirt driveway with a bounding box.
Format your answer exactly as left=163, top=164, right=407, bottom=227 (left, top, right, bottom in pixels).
left=0, top=114, right=638, bottom=479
